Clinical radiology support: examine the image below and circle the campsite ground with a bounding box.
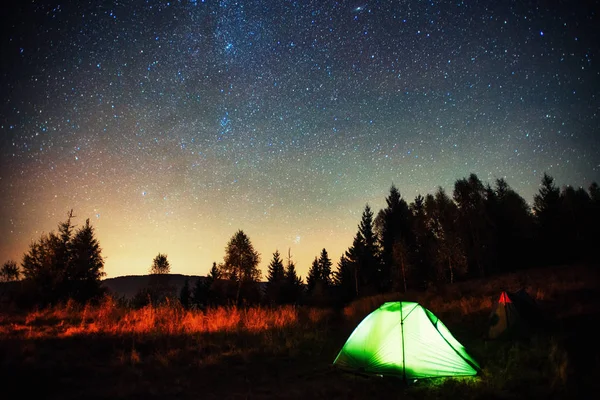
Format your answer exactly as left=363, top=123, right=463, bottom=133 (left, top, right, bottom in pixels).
left=1, top=263, right=599, bottom=399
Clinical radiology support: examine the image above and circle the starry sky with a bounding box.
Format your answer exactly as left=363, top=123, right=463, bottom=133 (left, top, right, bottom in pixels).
left=1, top=0, right=599, bottom=279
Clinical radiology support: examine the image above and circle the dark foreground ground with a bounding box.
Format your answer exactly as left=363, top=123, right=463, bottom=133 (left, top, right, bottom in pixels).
left=1, top=264, right=599, bottom=399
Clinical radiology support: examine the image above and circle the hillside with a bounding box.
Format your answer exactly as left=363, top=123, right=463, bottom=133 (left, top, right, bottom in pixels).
left=101, top=274, right=205, bottom=300
left=101, top=274, right=270, bottom=300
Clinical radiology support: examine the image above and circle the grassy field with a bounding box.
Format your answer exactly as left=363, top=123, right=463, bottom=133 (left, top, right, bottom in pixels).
left=1, top=263, right=599, bottom=399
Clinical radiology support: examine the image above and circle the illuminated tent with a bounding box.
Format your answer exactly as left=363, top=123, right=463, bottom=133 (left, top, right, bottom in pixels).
left=487, top=289, right=540, bottom=339
left=333, top=302, right=480, bottom=380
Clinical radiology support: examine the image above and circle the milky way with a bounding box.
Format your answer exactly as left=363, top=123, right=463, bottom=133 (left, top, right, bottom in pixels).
left=1, top=0, right=598, bottom=278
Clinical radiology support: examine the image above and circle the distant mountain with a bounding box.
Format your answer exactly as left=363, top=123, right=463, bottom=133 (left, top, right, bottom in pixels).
left=101, top=274, right=205, bottom=300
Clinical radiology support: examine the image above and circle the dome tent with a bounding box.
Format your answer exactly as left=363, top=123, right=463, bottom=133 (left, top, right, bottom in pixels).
left=333, top=302, right=480, bottom=380
left=487, top=289, right=542, bottom=339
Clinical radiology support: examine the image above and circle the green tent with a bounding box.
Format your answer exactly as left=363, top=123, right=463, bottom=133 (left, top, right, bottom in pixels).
left=333, top=302, right=480, bottom=380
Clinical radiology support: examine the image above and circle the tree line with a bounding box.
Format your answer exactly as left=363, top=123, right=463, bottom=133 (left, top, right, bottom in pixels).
left=1, top=172, right=598, bottom=309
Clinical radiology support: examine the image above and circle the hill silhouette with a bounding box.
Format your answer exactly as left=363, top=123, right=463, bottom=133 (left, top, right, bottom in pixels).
left=101, top=274, right=205, bottom=300
left=101, top=275, right=269, bottom=300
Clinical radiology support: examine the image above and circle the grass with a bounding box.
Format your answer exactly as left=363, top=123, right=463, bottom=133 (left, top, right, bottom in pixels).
left=1, top=263, right=599, bottom=399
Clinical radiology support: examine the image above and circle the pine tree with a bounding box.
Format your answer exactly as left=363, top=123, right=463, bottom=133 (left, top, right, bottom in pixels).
left=21, top=211, right=106, bottom=305
left=453, top=173, right=493, bottom=278
left=266, top=250, right=286, bottom=304
left=333, top=254, right=356, bottom=303
left=410, top=194, right=434, bottom=288
left=306, top=257, right=320, bottom=294
left=283, top=249, right=303, bottom=304
left=425, top=188, right=467, bottom=284
left=377, top=185, right=412, bottom=292
left=69, top=218, right=106, bottom=302
left=317, top=248, right=332, bottom=287
left=192, top=262, right=220, bottom=308
left=344, top=234, right=362, bottom=297
left=208, top=261, right=221, bottom=281
left=343, top=204, right=380, bottom=296
left=490, top=178, right=534, bottom=272
left=266, top=250, right=285, bottom=283
left=533, top=173, right=563, bottom=265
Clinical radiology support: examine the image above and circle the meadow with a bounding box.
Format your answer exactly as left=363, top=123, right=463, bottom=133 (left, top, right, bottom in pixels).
left=1, top=263, right=598, bottom=399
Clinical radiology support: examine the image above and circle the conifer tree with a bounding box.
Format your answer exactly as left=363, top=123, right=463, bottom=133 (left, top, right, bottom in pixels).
left=69, top=218, right=106, bottom=302
left=306, top=257, right=320, bottom=294
left=410, top=194, right=434, bottom=287
left=533, top=173, right=563, bottom=264
left=453, top=173, right=493, bottom=278
left=283, top=249, right=303, bottom=304
left=344, top=204, right=380, bottom=296
left=21, top=211, right=106, bottom=305
left=266, top=250, right=285, bottom=283
left=333, top=254, right=356, bottom=303
left=317, top=248, right=332, bottom=287
left=377, top=185, right=412, bottom=292
left=425, top=188, right=467, bottom=284
left=489, top=178, right=534, bottom=272
left=192, top=262, right=220, bottom=308
left=266, top=250, right=286, bottom=304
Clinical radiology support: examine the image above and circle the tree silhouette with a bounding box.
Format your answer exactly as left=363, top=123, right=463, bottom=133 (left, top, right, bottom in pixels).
left=306, top=252, right=331, bottom=306
left=221, top=230, right=261, bottom=304
left=266, top=250, right=286, bottom=304
left=488, top=178, right=534, bottom=272
left=69, top=218, right=106, bottom=302
left=425, top=188, right=467, bottom=284
left=560, top=185, right=591, bottom=261
left=333, top=254, right=356, bottom=303
left=192, top=262, right=220, bottom=308
left=409, top=194, right=435, bottom=288
left=150, top=253, right=171, bottom=274
left=533, top=173, right=563, bottom=265
left=0, top=260, right=20, bottom=282
left=317, top=248, right=332, bottom=287
left=283, top=249, right=303, bottom=304
left=148, top=253, right=172, bottom=305
left=266, top=250, right=285, bottom=283
left=306, top=257, right=320, bottom=295
left=453, top=173, right=494, bottom=278
left=391, top=237, right=411, bottom=293
left=21, top=211, right=106, bottom=305
left=376, top=185, right=413, bottom=292
left=344, top=204, right=380, bottom=296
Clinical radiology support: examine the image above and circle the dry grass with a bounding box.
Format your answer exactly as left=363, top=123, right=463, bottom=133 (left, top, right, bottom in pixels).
left=7, top=299, right=333, bottom=339
left=1, top=263, right=598, bottom=399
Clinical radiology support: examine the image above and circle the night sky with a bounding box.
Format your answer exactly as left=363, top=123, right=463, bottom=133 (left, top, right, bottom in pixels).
left=1, top=0, right=599, bottom=279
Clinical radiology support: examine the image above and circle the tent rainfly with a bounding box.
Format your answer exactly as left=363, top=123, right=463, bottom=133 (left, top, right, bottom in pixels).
left=488, top=289, right=540, bottom=339
left=333, top=302, right=480, bottom=380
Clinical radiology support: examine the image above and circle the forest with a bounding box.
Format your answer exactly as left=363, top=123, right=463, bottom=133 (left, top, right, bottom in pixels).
left=1, top=171, right=598, bottom=310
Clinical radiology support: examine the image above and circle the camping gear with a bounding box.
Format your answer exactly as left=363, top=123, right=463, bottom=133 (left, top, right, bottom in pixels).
left=333, top=301, right=480, bottom=380
left=488, top=289, right=540, bottom=339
